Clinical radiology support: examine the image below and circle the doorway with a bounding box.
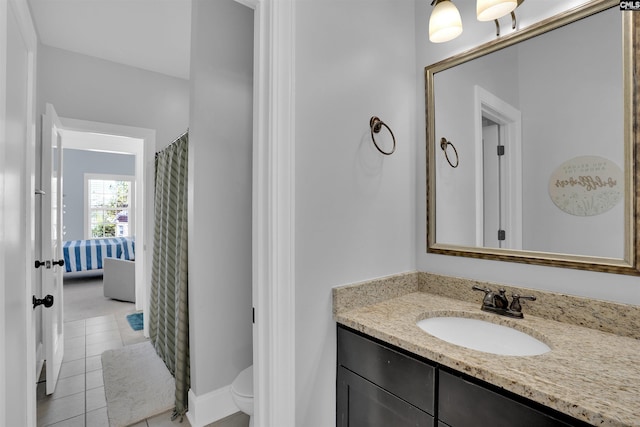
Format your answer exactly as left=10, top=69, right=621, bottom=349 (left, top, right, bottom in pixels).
left=57, top=117, right=155, bottom=327
left=36, top=114, right=156, bottom=424
left=61, top=138, right=137, bottom=322
left=474, top=85, right=523, bottom=250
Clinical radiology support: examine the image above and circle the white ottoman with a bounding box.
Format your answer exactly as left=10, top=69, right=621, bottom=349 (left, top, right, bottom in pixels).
left=103, top=258, right=136, bottom=302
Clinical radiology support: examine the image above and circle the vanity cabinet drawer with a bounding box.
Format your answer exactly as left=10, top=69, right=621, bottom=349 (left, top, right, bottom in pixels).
left=337, top=326, right=436, bottom=414
left=337, top=366, right=434, bottom=427
left=438, top=370, right=582, bottom=427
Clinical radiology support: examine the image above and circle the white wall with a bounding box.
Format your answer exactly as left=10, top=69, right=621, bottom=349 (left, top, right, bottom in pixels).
left=519, top=7, right=623, bottom=257
left=62, top=149, right=135, bottom=241
left=188, top=0, right=253, bottom=397
left=37, top=45, right=189, bottom=150
left=294, top=1, right=416, bottom=425
left=416, top=1, right=640, bottom=304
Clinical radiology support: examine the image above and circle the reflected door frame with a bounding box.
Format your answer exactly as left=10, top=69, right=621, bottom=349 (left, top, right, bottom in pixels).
left=474, top=85, right=523, bottom=250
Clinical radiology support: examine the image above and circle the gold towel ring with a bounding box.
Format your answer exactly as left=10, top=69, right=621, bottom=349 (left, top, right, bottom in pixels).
left=370, top=116, right=396, bottom=155
left=440, top=137, right=459, bottom=168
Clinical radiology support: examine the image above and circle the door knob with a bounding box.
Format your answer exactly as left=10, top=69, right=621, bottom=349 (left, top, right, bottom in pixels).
left=34, top=259, right=64, bottom=269
left=35, top=260, right=50, bottom=269
left=33, top=294, right=54, bottom=309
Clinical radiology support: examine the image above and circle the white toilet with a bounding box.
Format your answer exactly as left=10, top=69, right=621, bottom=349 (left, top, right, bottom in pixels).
left=230, top=365, right=254, bottom=427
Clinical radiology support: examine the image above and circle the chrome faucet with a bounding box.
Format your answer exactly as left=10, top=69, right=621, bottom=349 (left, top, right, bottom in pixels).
left=472, top=285, right=536, bottom=319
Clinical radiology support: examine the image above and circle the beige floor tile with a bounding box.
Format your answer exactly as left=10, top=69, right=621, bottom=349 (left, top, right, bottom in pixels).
left=86, top=369, right=104, bottom=390
left=85, top=407, right=109, bottom=427
left=37, top=392, right=84, bottom=427
left=40, top=280, right=166, bottom=427
left=65, top=319, right=86, bottom=330
left=122, top=332, right=149, bottom=347
left=45, top=414, right=85, bottom=427
left=85, top=355, right=102, bottom=373
left=64, top=335, right=85, bottom=351
left=85, top=321, right=119, bottom=335
left=85, top=314, right=116, bottom=326
left=64, top=345, right=86, bottom=363
left=86, top=339, right=122, bottom=357
left=86, top=329, right=121, bottom=346
left=39, top=374, right=85, bottom=401
left=119, top=318, right=148, bottom=346
left=59, top=359, right=85, bottom=380
left=146, top=411, right=191, bottom=427
left=204, top=412, right=249, bottom=427
left=64, top=324, right=86, bottom=339
left=86, top=387, right=107, bottom=412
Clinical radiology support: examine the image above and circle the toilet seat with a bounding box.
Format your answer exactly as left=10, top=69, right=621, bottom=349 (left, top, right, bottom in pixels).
left=231, top=365, right=253, bottom=399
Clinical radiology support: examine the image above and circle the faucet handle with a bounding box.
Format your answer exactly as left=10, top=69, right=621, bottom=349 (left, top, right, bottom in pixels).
left=509, top=294, right=536, bottom=313
left=472, top=285, right=495, bottom=307
left=472, top=285, right=491, bottom=294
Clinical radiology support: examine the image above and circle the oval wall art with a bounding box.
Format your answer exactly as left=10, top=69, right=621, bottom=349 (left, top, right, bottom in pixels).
left=548, top=155, right=623, bottom=216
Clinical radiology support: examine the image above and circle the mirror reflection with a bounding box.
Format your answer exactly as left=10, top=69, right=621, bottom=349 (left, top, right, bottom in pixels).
left=426, top=2, right=638, bottom=274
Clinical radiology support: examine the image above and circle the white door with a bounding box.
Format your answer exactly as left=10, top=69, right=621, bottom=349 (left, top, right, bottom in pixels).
left=1, top=0, right=38, bottom=424
left=483, top=123, right=503, bottom=248
left=41, top=103, right=65, bottom=394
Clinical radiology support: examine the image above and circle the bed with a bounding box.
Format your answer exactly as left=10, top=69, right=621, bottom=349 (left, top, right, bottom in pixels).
left=62, top=237, right=135, bottom=273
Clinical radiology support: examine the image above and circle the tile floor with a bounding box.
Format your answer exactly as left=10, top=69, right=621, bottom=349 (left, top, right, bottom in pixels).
left=37, top=314, right=189, bottom=427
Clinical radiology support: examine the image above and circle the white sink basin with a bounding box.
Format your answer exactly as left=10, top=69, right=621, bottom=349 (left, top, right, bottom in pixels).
left=416, top=316, right=551, bottom=356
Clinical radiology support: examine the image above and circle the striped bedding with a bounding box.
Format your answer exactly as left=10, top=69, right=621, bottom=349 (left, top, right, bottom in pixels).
left=63, top=237, right=135, bottom=273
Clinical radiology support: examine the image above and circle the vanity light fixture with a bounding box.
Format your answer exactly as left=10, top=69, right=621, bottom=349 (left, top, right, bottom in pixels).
left=429, top=0, right=463, bottom=43
left=476, top=0, right=517, bottom=22
left=479, top=0, right=525, bottom=37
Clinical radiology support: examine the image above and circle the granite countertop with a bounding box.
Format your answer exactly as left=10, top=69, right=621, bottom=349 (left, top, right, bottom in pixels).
left=335, top=291, right=640, bottom=427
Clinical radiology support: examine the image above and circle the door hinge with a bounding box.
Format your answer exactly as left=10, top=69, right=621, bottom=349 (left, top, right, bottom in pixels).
left=498, top=229, right=506, bottom=241
left=497, top=145, right=505, bottom=156
left=252, top=307, right=255, bottom=324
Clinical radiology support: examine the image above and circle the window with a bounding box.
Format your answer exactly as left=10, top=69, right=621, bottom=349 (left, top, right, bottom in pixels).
left=85, top=174, right=135, bottom=239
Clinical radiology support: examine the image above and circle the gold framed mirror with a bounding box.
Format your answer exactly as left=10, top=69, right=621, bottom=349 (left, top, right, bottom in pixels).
left=425, top=0, right=640, bottom=275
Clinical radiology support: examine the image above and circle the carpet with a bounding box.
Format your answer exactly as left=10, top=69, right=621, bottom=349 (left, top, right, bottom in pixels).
left=63, top=275, right=135, bottom=322
left=102, top=341, right=175, bottom=427
left=126, top=312, right=143, bottom=331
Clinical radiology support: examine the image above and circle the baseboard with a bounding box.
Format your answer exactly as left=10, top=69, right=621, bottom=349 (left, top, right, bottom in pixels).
left=186, top=385, right=239, bottom=427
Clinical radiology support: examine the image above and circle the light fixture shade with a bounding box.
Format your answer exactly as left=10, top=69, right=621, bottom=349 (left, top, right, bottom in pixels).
left=477, top=0, right=517, bottom=21
left=429, top=0, right=463, bottom=43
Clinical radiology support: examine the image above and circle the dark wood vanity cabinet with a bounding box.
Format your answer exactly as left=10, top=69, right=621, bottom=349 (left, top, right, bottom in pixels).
left=337, top=367, right=434, bottom=427
left=337, top=325, right=591, bottom=427
left=337, top=325, right=435, bottom=426
left=437, top=370, right=584, bottom=427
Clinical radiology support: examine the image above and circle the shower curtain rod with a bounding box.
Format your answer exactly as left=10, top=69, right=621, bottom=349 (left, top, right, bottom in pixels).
left=156, top=129, right=188, bottom=157
left=173, top=129, right=189, bottom=141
